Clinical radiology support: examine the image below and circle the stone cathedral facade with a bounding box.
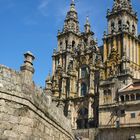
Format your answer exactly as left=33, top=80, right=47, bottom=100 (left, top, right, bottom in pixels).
left=0, top=0, right=140, bottom=140
left=47, top=0, right=103, bottom=130
left=45, top=0, right=140, bottom=139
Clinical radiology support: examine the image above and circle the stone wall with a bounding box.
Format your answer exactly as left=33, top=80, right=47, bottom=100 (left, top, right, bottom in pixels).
left=0, top=65, right=74, bottom=140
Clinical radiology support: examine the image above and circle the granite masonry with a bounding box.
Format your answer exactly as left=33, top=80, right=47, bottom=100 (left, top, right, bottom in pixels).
left=0, top=52, right=74, bottom=140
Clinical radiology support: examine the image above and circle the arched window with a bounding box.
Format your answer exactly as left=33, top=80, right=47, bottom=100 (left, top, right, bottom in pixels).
left=65, top=40, right=68, bottom=50
left=72, top=40, right=75, bottom=50
left=131, top=94, right=135, bottom=101
left=77, top=108, right=88, bottom=129
left=60, top=41, right=62, bottom=46
left=136, top=93, right=140, bottom=100
left=118, top=20, right=122, bottom=31
left=104, top=90, right=107, bottom=96
left=81, top=67, right=89, bottom=78
left=108, top=89, right=111, bottom=96
left=80, top=65, right=89, bottom=96
left=132, top=25, right=136, bottom=34
left=126, top=95, right=129, bottom=101
left=127, top=21, right=130, bottom=32
left=120, top=95, right=125, bottom=102
left=111, top=22, right=115, bottom=33
left=81, top=82, right=87, bottom=96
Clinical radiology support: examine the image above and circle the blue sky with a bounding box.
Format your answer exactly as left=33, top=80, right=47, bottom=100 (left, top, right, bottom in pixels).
left=0, top=0, right=140, bottom=87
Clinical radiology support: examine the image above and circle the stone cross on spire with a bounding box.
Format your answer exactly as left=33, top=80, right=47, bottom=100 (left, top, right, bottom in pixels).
left=70, top=0, right=76, bottom=11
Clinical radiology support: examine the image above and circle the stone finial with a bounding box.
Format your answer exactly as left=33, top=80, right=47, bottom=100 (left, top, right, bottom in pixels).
left=45, top=73, right=52, bottom=93
left=20, top=51, right=35, bottom=84
left=70, top=0, right=76, bottom=12
left=85, top=16, right=90, bottom=25
left=84, top=16, right=91, bottom=33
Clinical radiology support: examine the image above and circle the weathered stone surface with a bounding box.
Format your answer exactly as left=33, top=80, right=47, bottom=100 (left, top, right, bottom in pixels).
left=0, top=65, right=74, bottom=140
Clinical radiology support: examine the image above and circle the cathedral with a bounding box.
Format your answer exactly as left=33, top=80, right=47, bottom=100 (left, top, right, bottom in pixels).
left=45, top=0, right=140, bottom=139
left=1, top=0, right=140, bottom=140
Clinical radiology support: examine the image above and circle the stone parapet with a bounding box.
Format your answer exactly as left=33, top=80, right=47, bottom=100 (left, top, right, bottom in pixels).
left=0, top=65, right=74, bottom=140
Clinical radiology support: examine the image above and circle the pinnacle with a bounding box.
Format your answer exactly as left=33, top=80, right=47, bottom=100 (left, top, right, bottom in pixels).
left=70, top=0, right=76, bottom=12
left=85, top=16, right=90, bottom=26
left=71, top=0, right=75, bottom=4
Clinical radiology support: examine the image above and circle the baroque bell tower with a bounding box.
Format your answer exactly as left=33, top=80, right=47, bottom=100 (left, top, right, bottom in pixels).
left=50, top=0, right=101, bottom=130
left=103, top=0, right=140, bottom=80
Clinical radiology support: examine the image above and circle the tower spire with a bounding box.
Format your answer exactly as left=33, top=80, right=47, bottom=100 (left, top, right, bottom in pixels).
left=84, top=16, right=91, bottom=33
left=62, top=0, right=80, bottom=34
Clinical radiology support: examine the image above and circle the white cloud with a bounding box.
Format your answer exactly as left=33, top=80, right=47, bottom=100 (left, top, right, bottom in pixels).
left=38, top=0, right=49, bottom=16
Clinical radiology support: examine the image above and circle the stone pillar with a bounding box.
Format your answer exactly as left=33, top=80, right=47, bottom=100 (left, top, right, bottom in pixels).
left=134, top=40, right=136, bottom=64
left=128, top=36, right=130, bottom=59
left=126, top=35, right=129, bottom=58
left=88, top=97, right=93, bottom=119
left=130, top=37, right=133, bottom=62
left=103, top=39, right=107, bottom=62
left=113, top=36, right=117, bottom=51
left=20, top=51, right=35, bottom=85
left=132, top=39, right=135, bottom=63
left=89, top=69, right=94, bottom=94
left=78, top=69, right=81, bottom=97
left=118, top=36, right=121, bottom=57
left=136, top=41, right=138, bottom=65
left=108, top=40, right=111, bottom=57
left=123, top=34, right=126, bottom=55
left=52, top=56, right=55, bottom=75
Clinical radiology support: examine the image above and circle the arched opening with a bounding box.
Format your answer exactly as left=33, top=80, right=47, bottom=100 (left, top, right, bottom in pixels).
left=60, top=41, right=62, bottom=46
left=79, top=65, right=89, bottom=97
left=111, top=22, right=115, bottom=33
left=60, top=41, right=63, bottom=50
left=72, top=40, right=75, bottom=50
left=126, top=95, right=129, bottom=101
left=131, top=94, right=135, bottom=101
left=104, top=90, right=107, bottom=96
left=65, top=40, right=68, bottom=50
left=136, top=93, right=140, bottom=100
left=118, top=20, right=122, bottom=31
left=127, top=21, right=130, bottom=32
left=108, top=89, right=111, bottom=96
left=120, top=95, right=125, bottom=102
left=81, top=66, right=89, bottom=78
left=66, top=78, right=70, bottom=98
left=132, top=25, right=136, bottom=34
left=77, top=108, right=88, bottom=129
left=81, top=82, right=87, bottom=96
